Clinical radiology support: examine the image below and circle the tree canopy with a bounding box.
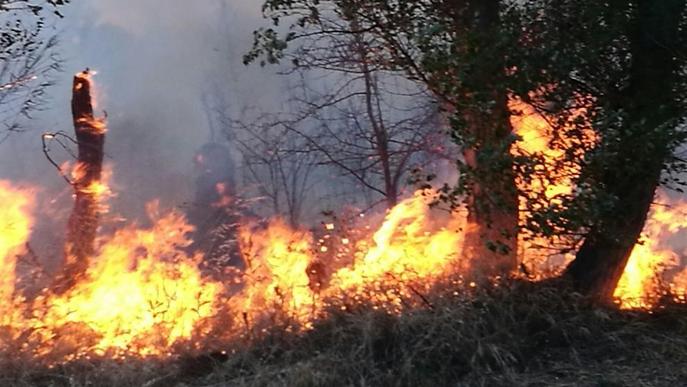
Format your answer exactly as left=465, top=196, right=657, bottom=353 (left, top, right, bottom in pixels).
left=246, top=0, right=687, bottom=300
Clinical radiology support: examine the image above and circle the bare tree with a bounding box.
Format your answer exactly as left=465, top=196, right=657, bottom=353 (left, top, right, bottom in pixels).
left=0, top=0, right=67, bottom=142
left=244, top=13, right=448, bottom=211
left=228, top=115, right=319, bottom=227
left=247, top=0, right=526, bottom=276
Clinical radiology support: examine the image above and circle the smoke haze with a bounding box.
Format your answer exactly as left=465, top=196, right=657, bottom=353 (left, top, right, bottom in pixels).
left=0, top=0, right=284, bottom=211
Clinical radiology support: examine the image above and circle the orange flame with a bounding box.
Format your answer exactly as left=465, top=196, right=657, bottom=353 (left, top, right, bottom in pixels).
left=614, top=194, right=687, bottom=309
left=0, top=184, right=222, bottom=361
left=1, top=88, right=686, bottom=363
left=509, top=95, right=687, bottom=309
left=235, top=219, right=317, bottom=327
left=328, top=191, right=465, bottom=301
left=231, top=191, right=466, bottom=327
left=34, top=202, right=221, bottom=358
left=0, top=181, right=35, bottom=307
left=510, top=95, right=595, bottom=277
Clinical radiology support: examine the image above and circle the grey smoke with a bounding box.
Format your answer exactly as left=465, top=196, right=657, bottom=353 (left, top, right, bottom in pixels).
left=0, top=0, right=285, bottom=215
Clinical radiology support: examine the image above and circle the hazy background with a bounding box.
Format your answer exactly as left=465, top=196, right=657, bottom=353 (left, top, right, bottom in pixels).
left=0, top=0, right=297, bottom=264
left=0, top=0, right=283, bottom=212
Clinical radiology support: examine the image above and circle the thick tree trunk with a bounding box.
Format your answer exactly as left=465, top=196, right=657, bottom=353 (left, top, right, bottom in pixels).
left=564, top=172, right=661, bottom=301
left=463, top=128, right=518, bottom=277
left=54, top=71, right=106, bottom=293
left=459, top=0, right=519, bottom=277
left=564, top=0, right=685, bottom=301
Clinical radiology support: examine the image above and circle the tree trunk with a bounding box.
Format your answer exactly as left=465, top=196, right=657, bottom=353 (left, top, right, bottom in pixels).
left=564, top=0, right=685, bottom=301
left=54, top=71, right=106, bottom=293
left=564, top=173, right=661, bottom=301
left=351, top=17, right=398, bottom=209
left=459, top=0, right=519, bottom=277
left=462, top=111, right=519, bottom=277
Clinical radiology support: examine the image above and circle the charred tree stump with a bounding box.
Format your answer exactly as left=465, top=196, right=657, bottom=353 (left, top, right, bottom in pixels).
left=53, top=70, right=106, bottom=293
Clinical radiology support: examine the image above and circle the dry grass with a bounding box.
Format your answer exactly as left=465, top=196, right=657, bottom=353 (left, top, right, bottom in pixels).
left=4, top=280, right=687, bottom=386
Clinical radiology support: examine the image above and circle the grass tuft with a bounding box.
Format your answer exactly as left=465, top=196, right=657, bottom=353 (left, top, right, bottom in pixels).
left=4, top=280, right=687, bottom=386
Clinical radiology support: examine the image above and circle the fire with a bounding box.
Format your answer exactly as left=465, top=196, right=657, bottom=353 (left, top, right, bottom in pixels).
left=0, top=190, right=222, bottom=360
left=509, top=95, right=687, bottom=309
left=74, top=163, right=114, bottom=203
left=510, top=95, right=595, bottom=277
left=614, top=194, right=687, bottom=309
left=235, top=219, right=317, bottom=327
left=328, top=191, right=465, bottom=302
left=75, top=117, right=107, bottom=135
left=0, top=181, right=34, bottom=269
left=231, top=191, right=466, bottom=328
left=0, top=181, right=35, bottom=307
left=1, top=145, right=687, bottom=362
left=34, top=203, right=221, bottom=358
left=0, top=76, right=686, bottom=364
left=213, top=182, right=233, bottom=207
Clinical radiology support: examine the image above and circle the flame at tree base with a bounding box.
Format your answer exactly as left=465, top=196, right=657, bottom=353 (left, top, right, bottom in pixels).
left=0, top=173, right=686, bottom=363
left=0, top=184, right=471, bottom=363
left=0, top=193, right=223, bottom=362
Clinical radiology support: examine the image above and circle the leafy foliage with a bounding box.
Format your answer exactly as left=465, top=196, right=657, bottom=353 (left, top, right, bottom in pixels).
left=246, top=1, right=687, bottom=262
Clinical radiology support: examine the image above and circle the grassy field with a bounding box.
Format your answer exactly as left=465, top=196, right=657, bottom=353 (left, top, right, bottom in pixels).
left=4, top=281, right=687, bottom=387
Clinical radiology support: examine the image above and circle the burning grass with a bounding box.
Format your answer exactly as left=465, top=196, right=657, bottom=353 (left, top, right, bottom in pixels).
left=2, top=280, right=687, bottom=386
left=3, top=175, right=687, bottom=372
left=2, top=76, right=687, bottom=383
left=206, top=281, right=687, bottom=387
left=0, top=181, right=474, bottom=365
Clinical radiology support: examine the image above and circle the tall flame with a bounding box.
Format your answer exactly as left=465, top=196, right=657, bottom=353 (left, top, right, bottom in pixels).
left=509, top=96, right=687, bottom=309
left=614, top=194, right=687, bottom=309
left=231, top=191, right=467, bottom=329
left=0, top=185, right=223, bottom=361
left=0, top=181, right=35, bottom=315
left=0, top=89, right=685, bottom=363
left=35, top=203, right=221, bottom=358
left=510, top=95, right=595, bottom=277
left=235, top=219, right=317, bottom=327
left=0, top=178, right=471, bottom=362
left=328, top=191, right=465, bottom=301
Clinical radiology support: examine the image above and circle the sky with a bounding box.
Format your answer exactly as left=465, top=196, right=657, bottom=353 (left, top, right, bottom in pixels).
left=0, top=0, right=285, bottom=212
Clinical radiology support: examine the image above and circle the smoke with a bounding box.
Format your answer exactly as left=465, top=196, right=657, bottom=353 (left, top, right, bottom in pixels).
left=0, top=0, right=456, bottom=236
left=0, top=0, right=285, bottom=211
left=0, top=0, right=291, bottom=264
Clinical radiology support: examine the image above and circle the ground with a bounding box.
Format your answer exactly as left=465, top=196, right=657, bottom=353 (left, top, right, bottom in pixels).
left=3, top=281, right=687, bottom=387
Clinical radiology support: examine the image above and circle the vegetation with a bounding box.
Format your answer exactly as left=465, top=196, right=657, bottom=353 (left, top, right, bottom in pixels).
left=213, top=284, right=687, bottom=386
left=0, top=0, right=68, bottom=139
left=3, top=281, right=687, bottom=386
left=246, top=0, right=687, bottom=300
left=1, top=1, right=687, bottom=386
